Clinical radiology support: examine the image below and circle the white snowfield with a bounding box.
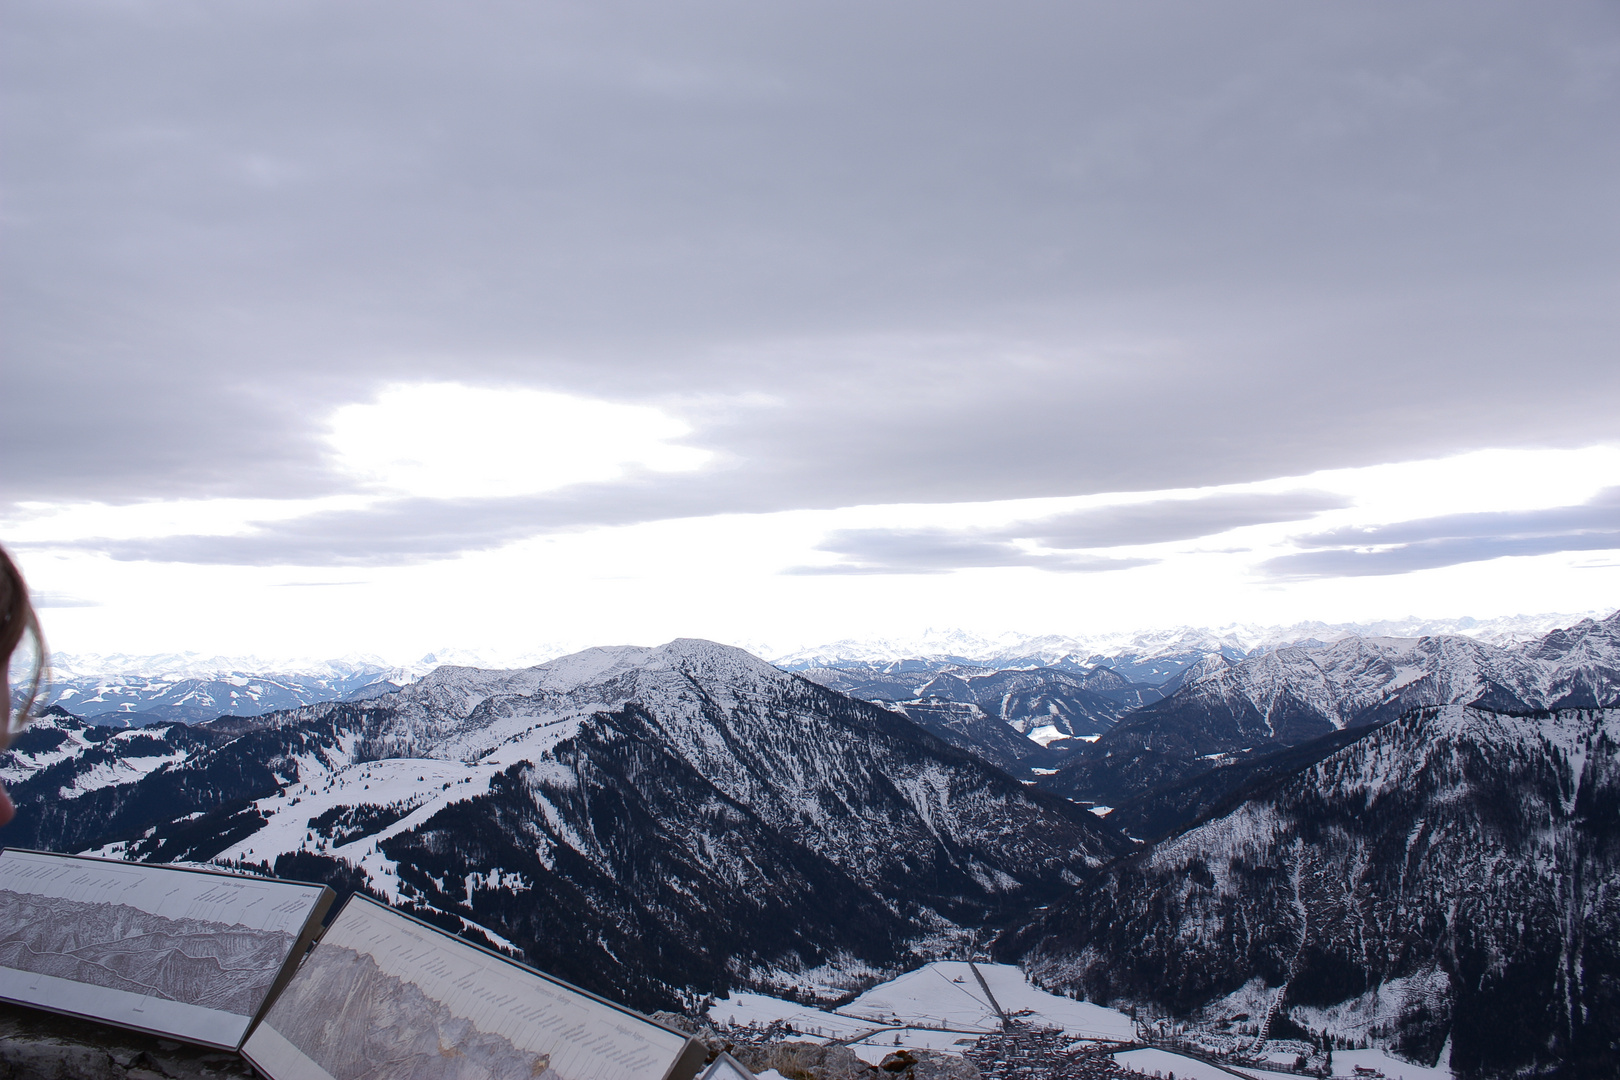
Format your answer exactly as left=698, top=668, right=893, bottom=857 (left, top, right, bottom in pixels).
left=1113, top=1045, right=1453, bottom=1080
left=710, top=961, right=1135, bottom=1063
left=1112, top=1048, right=1241, bottom=1080
left=844, top=961, right=1135, bottom=1041
left=1324, top=1047, right=1454, bottom=1080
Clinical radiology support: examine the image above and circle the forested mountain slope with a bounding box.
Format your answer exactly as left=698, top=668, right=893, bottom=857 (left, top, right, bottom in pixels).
left=1007, top=704, right=1620, bottom=1079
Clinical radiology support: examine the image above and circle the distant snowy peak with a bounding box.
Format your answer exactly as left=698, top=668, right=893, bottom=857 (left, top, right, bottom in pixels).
left=50, top=651, right=404, bottom=681
left=772, top=611, right=1614, bottom=669
left=35, top=644, right=579, bottom=725
left=50, top=643, right=579, bottom=682
left=38, top=666, right=409, bottom=726
left=276, top=638, right=824, bottom=764
left=769, top=629, right=1031, bottom=669
left=404, top=639, right=792, bottom=711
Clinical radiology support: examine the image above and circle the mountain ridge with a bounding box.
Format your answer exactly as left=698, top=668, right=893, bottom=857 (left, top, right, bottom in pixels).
left=1045, top=611, right=1620, bottom=811
left=3, top=639, right=1127, bottom=1011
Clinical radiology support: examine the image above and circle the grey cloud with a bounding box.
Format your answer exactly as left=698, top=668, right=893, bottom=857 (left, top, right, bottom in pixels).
left=13, top=472, right=832, bottom=567
left=1263, top=488, right=1620, bottom=579
left=1028, top=491, right=1351, bottom=548
left=22, top=484, right=1348, bottom=569
left=788, top=528, right=1155, bottom=576
left=786, top=490, right=1339, bottom=575
left=2, top=1, right=1617, bottom=536
left=17, top=498, right=587, bottom=568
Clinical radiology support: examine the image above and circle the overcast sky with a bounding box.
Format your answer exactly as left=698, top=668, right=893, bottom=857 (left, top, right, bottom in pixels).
left=3, top=0, right=1617, bottom=662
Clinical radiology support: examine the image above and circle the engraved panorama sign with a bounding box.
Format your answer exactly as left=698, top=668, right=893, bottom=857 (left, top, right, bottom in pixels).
left=0, top=848, right=333, bottom=1049
left=242, top=894, right=707, bottom=1080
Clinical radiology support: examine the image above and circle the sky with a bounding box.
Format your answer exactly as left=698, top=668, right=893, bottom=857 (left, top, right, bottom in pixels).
left=2, top=1, right=1618, bottom=664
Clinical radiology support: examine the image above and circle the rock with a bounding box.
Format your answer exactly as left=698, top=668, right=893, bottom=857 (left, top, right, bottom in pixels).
left=732, top=1040, right=878, bottom=1080
left=908, top=1050, right=980, bottom=1080
left=0, top=1003, right=257, bottom=1079
left=730, top=1041, right=979, bottom=1080
left=651, top=1010, right=701, bottom=1034
left=877, top=1049, right=980, bottom=1080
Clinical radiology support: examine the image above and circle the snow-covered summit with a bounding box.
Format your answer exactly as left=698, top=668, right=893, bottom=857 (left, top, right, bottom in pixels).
left=396, top=639, right=793, bottom=718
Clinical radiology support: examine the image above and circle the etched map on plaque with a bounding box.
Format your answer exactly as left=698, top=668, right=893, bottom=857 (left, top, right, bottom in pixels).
left=0, top=848, right=333, bottom=1049
left=243, top=895, right=705, bottom=1080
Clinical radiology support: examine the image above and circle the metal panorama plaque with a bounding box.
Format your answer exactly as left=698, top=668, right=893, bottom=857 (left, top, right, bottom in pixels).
left=0, top=848, right=333, bottom=1049
left=243, top=894, right=706, bottom=1080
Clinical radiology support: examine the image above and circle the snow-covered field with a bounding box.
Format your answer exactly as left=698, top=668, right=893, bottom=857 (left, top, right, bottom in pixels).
left=844, top=961, right=1136, bottom=1041
left=709, top=992, right=878, bottom=1040
left=1323, top=1048, right=1453, bottom=1080
left=708, top=961, right=1135, bottom=1062
left=1112, top=1046, right=1452, bottom=1080
left=1112, top=1048, right=1241, bottom=1080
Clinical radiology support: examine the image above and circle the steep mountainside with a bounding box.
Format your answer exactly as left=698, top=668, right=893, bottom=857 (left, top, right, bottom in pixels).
left=884, top=701, right=1064, bottom=773
left=1007, top=704, right=1620, bottom=1080
left=1048, top=612, right=1620, bottom=809
left=3, top=640, right=1127, bottom=1012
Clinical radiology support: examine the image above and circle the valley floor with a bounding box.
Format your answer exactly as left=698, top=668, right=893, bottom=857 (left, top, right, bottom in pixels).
left=710, top=962, right=1454, bottom=1080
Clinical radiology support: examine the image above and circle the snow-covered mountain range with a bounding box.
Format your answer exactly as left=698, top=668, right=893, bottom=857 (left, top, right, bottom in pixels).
left=3, top=639, right=1124, bottom=1010
left=771, top=612, right=1612, bottom=672
left=38, top=665, right=405, bottom=726
left=37, top=612, right=1606, bottom=729
left=9, top=617, right=1620, bottom=1078
left=1047, top=611, right=1620, bottom=815
left=30, top=649, right=576, bottom=726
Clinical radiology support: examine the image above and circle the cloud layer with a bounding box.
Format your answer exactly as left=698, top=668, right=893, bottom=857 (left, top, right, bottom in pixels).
left=4, top=0, right=1618, bottom=541
left=795, top=490, right=1349, bottom=574
left=1265, top=487, right=1620, bottom=578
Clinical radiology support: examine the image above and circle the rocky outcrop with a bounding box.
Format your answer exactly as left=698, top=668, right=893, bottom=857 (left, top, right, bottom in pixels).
left=731, top=1042, right=978, bottom=1080
left=0, top=1003, right=255, bottom=1080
